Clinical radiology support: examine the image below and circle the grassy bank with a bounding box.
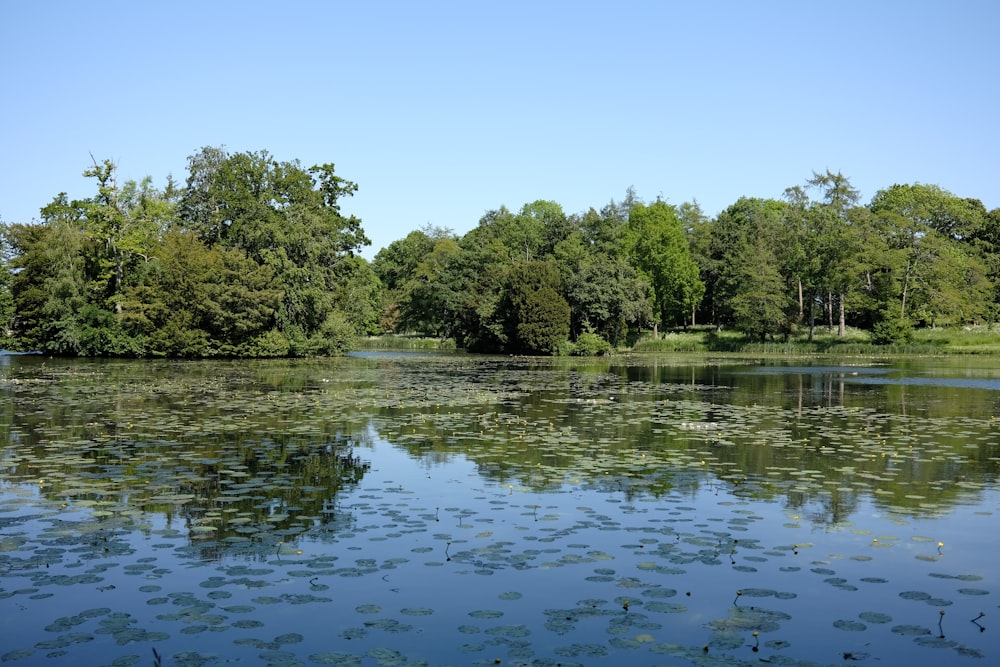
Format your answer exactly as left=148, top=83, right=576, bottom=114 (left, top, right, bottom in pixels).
left=632, top=325, right=1000, bottom=355
left=356, top=335, right=458, bottom=351
left=358, top=325, right=1000, bottom=356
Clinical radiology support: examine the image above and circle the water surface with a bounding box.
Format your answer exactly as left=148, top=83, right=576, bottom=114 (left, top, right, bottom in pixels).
left=1, top=354, right=997, bottom=665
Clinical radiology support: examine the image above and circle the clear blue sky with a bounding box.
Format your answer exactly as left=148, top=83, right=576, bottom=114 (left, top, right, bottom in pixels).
left=2, top=1, right=997, bottom=258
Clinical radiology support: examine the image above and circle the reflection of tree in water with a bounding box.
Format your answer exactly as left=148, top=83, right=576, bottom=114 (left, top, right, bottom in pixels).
left=784, top=487, right=861, bottom=526
left=19, top=431, right=371, bottom=560
left=165, top=436, right=371, bottom=553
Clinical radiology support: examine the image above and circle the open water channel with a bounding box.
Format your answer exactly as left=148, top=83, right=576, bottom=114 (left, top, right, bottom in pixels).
left=0, top=352, right=997, bottom=666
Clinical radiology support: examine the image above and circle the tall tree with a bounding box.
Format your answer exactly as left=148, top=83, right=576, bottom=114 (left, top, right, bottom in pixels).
left=627, top=201, right=704, bottom=334
left=177, top=148, right=369, bottom=353
left=0, top=222, right=13, bottom=346
left=711, top=197, right=795, bottom=338
left=726, top=234, right=790, bottom=341
left=371, top=225, right=457, bottom=334
left=555, top=229, right=651, bottom=346
left=401, top=236, right=464, bottom=337
left=868, top=185, right=991, bottom=326
left=499, top=261, right=570, bottom=354
left=5, top=201, right=91, bottom=353
left=803, top=170, right=861, bottom=337
left=122, top=230, right=284, bottom=357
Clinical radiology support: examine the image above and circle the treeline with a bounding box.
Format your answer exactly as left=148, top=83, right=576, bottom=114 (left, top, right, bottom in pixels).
left=372, top=172, right=1000, bottom=352
left=2, top=153, right=998, bottom=357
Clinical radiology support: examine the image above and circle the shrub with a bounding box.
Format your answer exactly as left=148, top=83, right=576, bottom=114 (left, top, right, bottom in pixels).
left=871, top=311, right=913, bottom=345
left=571, top=332, right=612, bottom=356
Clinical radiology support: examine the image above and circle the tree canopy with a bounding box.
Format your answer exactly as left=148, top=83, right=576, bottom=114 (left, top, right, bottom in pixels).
left=3, top=156, right=997, bottom=356
left=2, top=149, right=374, bottom=357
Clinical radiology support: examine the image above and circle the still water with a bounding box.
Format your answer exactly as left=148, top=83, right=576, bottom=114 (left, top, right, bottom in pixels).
left=1, top=353, right=997, bottom=666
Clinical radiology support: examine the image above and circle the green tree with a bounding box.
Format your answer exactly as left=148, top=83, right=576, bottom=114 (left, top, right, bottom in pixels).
left=726, top=235, right=790, bottom=341
left=79, top=159, right=166, bottom=314
left=0, top=220, right=15, bottom=346
left=871, top=183, right=985, bottom=241
left=178, top=148, right=369, bottom=353
left=372, top=225, right=457, bottom=334
left=333, top=255, right=382, bottom=336
left=5, top=199, right=93, bottom=353
left=627, top=201, right=704, bottom=333
left=711, top=197, right=794, bottom=338
left=556, top=231, right=651, bottom=346
left=122, top=230, right=283, bottom=357
left=500, top=261, right=570, bottom=354
left=447, top=213, right=522, bottom=351
left=969, top=207, right=1000, bottom=324
left=868, top=184, right=991, bottom=326
left=4, top=161, right=179, bottom=355
left=401, top=236, right=464, bottom=337
left=778, top=173, right=861, bottom=339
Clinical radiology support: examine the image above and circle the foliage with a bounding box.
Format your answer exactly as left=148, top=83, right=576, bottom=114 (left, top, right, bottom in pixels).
left=870, top=310, right=914, bottom=345
left=564, top=331, right=613, bottom=356
left=0, top=227, right=13, bottom=348
left=711, top=197, right=795, bottom=339
left=865, top=184, right=992, bottom=327
left=4, top=161, right=998, bottom=358
left=356, top=335, right=458, bottom=350
left=500, top=261, right=570, bottom=355
left=2, top=149, right=368, bottom=357
left=627, top=201, right=704, bottom=330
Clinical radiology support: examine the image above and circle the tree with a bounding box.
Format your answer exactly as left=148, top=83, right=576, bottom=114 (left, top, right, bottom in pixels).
left=80, top=158, right=164, bottom=314
left=516, top=287, right=571, bottom=354
left=868, top=184, right=992, bottom=326
left=556, top=231, right=651, bottom=346
left=5, top=199, right=90, bottom=353
left=371, top=226, right=458, bottom=334
left=870, top=183, right=985, bottom=241
left=118, top=230, right=283, bottom=357
left=4, top=149, right=372, bottom=358
left=802, top=170, right=862, bottom=338
left=401, top=236, right=463, bottom=337
left=711, top=197, right=795, bottom=338
left=627, top=201, right=704, bottom=334
left=333, top=256, right=382, bottom=336
left=969, top=207, right=1000, bottom=324
left=727, top=235, right=790, bottom=341
left=177, top=148, right=369, bottom=353
left=0, top=222, right=13, bottom=346
left=500, top=261, right=570, bottom=354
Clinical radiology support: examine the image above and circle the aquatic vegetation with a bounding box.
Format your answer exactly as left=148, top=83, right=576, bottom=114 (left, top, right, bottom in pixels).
left=0, top=354, right=996, bottom=665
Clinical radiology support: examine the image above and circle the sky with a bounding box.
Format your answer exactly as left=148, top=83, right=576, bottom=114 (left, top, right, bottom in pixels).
left=2, top=0, right=998, bottom=259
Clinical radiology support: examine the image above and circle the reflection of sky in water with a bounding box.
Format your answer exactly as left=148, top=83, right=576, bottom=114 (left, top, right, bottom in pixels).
left=846, top=376, right=1000, bottom=390
left=742, top=365, right=1000, bottom=390
left=323, top=437, right=999, bottom=665
left=2, top=434, right=997, bottom=666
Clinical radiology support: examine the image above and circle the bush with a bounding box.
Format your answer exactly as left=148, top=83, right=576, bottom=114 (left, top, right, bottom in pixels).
left=312, top=310, right=357, bottom=356
left=871, top=312, right=913, bottom=345
left=571, top=332, right=612, bottom=356
left=244, top=328, right=291, bottom=357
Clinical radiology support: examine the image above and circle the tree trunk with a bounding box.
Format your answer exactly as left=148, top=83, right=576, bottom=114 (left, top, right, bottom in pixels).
left=827, top=290, right=834, bottom=332
left=808, top=291, right=816, bottom=342
left=901, top=259, right=911, bottom=317
left=798, top=280, right=804, bottom=322
left=838, top=292, right=845, bottom=337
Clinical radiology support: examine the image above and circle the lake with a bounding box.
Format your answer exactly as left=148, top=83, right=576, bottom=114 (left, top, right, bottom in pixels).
left=1, top=352, right=997, bottom=666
